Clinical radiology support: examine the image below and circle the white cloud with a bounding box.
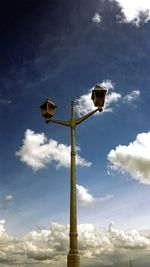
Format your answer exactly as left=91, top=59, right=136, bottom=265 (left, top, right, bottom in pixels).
left=0, top=220, right=7, bottom=234
left=0, top=219, right=150, bottom=265
left=0, top=220, right=19, bottom=263
left=123, top=90, right=140, bottom=104
left=75, top=80, right=121, bottom=116
left=114, top=0, right=150, bottom=26
left=92, top=13, right=102, bottom=24
left=105, top=91, right=121, bottom=112
left=76, top=184, right=95, bottom=206
left=76, top=184, right=112, bottom=206
left=0, top=97, right=11, bottom=105
left=107, top=222, right=150, bottom=249
left=108, top=132, right=150, bottom=184
left=16, top=129, right=91, bottom=171
left=18, top=222, right=150, bottom=263
left=75, top=81, right=140, bottom=117
left=24, top=222, right=69, bottom=261
left=23, top=222, right=150, bottom=265
left=4, top=195, right=14, bottom=201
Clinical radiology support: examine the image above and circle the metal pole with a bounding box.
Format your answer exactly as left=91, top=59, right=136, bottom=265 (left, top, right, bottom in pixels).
left=130, top=258, right=132, bottom=267
left=67, top=101, right=80, bottom=267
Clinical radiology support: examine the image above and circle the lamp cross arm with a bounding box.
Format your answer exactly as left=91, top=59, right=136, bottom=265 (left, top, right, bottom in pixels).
left=48, top=118, right=70, bottom=126
left=76, top=107, right=102, bottom=125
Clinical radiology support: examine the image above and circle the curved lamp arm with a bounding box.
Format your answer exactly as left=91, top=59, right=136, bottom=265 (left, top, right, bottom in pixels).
left=76, top=107, right=102, bottom=125
left=46, top=107, right=102, bottom=126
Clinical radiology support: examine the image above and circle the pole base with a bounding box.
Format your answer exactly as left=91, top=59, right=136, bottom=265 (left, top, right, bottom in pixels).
left=67, top=251, right=80, bottom=267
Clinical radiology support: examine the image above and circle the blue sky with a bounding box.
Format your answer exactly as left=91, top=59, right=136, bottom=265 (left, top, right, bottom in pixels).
left=1, top=0, right=150, bottom=266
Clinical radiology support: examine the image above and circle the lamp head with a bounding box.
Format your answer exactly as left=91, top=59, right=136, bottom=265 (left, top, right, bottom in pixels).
left=91, top=84, right=107, bottom=109
left=40, top=98, right=57, bottom=123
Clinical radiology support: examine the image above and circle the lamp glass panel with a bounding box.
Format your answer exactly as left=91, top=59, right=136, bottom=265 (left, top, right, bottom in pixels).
left=95, top=91, right=105, bottom=98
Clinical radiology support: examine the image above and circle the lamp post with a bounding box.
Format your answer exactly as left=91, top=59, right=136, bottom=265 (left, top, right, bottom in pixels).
left=130, top=258, right=133, bottom=267
left=40, top=85, right=107, bottom=267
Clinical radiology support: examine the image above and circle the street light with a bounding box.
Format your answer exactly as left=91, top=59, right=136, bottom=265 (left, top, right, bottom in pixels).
left=40, top=85, right=107, bottom=267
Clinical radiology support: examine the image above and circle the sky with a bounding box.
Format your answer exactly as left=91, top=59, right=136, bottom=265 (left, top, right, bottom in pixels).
left=1, top=0, right=150, bottom=266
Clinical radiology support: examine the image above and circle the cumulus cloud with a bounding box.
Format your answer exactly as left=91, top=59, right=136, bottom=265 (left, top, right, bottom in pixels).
left=108, top=132, right=150, bottom=184
left=0, top=220, right=7, bottom=234
left=114, top=0, right=150, bottom=26
left=76, top=184, right=112, bottom=206
left=105, top=91, right=121, bottom=112
left=76, top=184, right=95, bottom=206
left=0, top=220, right=20, bottom=263
left=16, top=222, right=150, bottom=263
left=107, top=222, right=150, bottom=249
left=75, top=81, right=140, bottom=117
left=0, top=219, right=150, bottom=266
left=24, top=222, right=69, bottom=261
left=92, top=13, right=102, bottom=24
left=123, top=90, right=140, bottom=104
left=75, top=80, right=121, bottom=116
left=16, top=129, right=91, bottom=171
